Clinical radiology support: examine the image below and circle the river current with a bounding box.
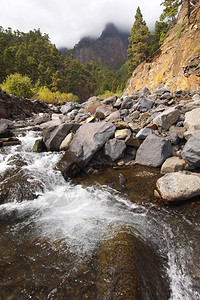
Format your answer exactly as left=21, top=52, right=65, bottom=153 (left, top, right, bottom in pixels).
left=0, top=129, right=199, bottom=299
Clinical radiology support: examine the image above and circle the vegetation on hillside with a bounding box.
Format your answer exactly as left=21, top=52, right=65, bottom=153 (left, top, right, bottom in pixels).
left=0, top=1, right=198, bottom=102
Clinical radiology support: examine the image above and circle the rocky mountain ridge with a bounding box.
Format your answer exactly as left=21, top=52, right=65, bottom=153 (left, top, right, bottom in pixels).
left=71, top=23, right=129, bottom=70
left=125, top=2, right=200, bottom=93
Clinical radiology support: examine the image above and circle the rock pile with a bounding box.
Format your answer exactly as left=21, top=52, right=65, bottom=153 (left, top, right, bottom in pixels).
left=1, top=87, right=200, bottom=202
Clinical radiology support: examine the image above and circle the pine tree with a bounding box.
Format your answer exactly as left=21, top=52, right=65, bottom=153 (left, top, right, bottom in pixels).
left=127, top=7, right=151, bottom=74
left=160, top=0, right=183, bottom=23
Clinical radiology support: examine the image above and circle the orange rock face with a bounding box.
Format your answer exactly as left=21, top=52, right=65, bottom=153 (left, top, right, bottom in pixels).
left=125, top=3, right=200, bottom=94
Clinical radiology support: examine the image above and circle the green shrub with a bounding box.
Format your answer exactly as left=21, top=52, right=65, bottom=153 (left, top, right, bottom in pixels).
left=1, top=73, right=34, bottom=98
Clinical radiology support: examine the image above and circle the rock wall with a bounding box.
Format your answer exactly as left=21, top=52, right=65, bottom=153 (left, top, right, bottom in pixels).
left=125, top=2, right=200, bottom=93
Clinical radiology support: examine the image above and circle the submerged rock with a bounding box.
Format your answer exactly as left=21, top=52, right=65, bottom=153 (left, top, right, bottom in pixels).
left=96, top=229, right=170, bottom=300
left=0, top=168, right=43, bottom=204
left=156, top=172, right=200, bottom=202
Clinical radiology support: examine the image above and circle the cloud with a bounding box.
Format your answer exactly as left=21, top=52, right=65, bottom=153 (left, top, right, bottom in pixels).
left=1, top=0, right=163, bottom=48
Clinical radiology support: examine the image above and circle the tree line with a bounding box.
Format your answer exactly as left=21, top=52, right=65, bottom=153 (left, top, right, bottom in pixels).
left=0, top=0, right=198, bottom=102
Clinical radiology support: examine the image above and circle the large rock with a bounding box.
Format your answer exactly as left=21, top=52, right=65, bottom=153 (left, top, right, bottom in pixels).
left=104, top=138, right=126, bottom=161
left=183, top=108, right=200, bottom=140
left=115, top=129, right=131, bottom=140
left=95, top=106, right=112, bottom=119
left=136, top=134, right=172, bottom=167
left=57, top=121, right=116, bottom=179
left=0, top=122, right=12, bottom=138
left=60, top=102, right=80, bottom=114
left=136, top=128, right=154, bottom=140
left=133, top=97, right=154, bottom=112
left=43, top=123, right=80, bottom=151
left=153, top=107, right=180, bottom=130
left=156, top=172, right=200, bottom=202
left=182, top=131, right=200, bottom=168
left=160, top=156, right=186, bottom=174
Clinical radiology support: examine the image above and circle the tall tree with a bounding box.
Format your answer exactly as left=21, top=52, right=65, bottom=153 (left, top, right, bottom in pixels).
left=160, top=0, right=182, bottom=23
left=127, top=7, right=151, bottom=74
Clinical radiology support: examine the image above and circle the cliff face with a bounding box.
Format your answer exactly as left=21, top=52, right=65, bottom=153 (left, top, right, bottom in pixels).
left=125, top=2, right=200, bottom=93
left=73, top=23, right=129, bottom=70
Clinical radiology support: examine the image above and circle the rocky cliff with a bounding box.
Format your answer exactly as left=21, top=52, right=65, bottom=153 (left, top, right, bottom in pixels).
left=72, top=23, right=129, bottom=70
left=125, top=2, right=200, bottom=93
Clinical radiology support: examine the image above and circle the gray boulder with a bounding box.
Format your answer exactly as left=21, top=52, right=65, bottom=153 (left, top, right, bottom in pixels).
left=136, top=134, right=172, bottom=167
left=121, top=97, right=134, bottom=109
left=153, top=107, right=180, bottom=130
left=104, top=138, right=126, bottom=161
left=182, top=131, right=200, bottom=167
left=133, top=97, right=154, bottom=112
left=183, top=108, right=200, bottom=140
left=155, top=88, right=170, bottom=96
left=60, top=102, right=80, bottom=114
left=43, top=123, right=80, bottom=151
left=33, top=113, right=50, bottom=125
left=102, top=95, right=117, bottom=105
left=95, top=106, right=112, bottom=119
left=136, top=128, right=154, bottom=140
left=156, top=172, right=200, bottom=202
left=57, top=121, right=116, bottom=179
left=0, top=122, right=12, bottom=138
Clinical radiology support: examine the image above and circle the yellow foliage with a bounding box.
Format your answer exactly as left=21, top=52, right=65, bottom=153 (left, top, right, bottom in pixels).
left=33, top=86, right=79, bottom=104
left=98, top=89, right=123, bottom=99
left=155, top=74, right=163, bottom=84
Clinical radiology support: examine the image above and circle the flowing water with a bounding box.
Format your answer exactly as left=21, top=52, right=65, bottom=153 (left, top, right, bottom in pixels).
left=0, top=129, right=199, bottom=299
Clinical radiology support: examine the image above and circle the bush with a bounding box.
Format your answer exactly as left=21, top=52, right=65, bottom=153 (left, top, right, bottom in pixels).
left=1, top=73, right=34, bottom=98
left=35, top=86, right=79, bottom=104
left=98, top=90, right=122, bottom=99
left=155, top=74, right=163, bottom=84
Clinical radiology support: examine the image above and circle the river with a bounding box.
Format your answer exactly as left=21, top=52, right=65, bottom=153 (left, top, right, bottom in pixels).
left=0, top=129, right=199, bottom=299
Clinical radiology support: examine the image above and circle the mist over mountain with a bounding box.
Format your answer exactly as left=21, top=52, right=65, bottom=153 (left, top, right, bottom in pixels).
left=61, top=23, right=130, bottom=71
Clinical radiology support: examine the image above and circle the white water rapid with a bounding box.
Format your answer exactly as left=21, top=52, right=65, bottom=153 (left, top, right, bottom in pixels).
left=0, top=129, right=199, bottom=299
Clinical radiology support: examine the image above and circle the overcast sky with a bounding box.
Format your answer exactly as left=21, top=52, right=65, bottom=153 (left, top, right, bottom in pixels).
left=1, top=0, right=163, bottom=48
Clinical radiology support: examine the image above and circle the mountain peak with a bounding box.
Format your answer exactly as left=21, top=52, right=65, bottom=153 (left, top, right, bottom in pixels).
left=99, top=23, right=120, bottom=39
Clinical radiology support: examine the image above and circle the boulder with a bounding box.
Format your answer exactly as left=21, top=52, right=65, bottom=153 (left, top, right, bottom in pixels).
left=121, top=97, right=134, bottom=109
left=84, top=100, right=102, bottom=115
left=33, top=113, right=50, bottom=125
left=133, top=97, right=154, bottom=112
left=156, top=172, right=200, bottom=202
left=43, top=123, right=80, bottom=151
left=183, top=108, right=200, bottom=140
left=136, top=128, right=154, bottom=140
left=95, top=106, right=112, bottom=119
left=60, top=102, right=80, bottom=114
left=160, top=92, right=173, bottom=100
left=160, top=157, right=186, bottom=174
left=59, top=133, right=74, bottom=151
left=136, top=134, right=172, bottom=167
left=152, top=107, right=180, bottom=130
left=0, top=122, right=12, bottom=138
left=105, top=111, right=121, bottom=122
left=104, top=138, right=126, bottom=161
left=57, top=121, right=116, bottom=179
left=182, top=131, right=200, bottom=168
left=102, top=95, right=117, bottom=105
left=33, top=139, right=47, bottom=152
left=155, top=88, right=170, bottom=96
left=115, top=129, right=131, bottom=140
